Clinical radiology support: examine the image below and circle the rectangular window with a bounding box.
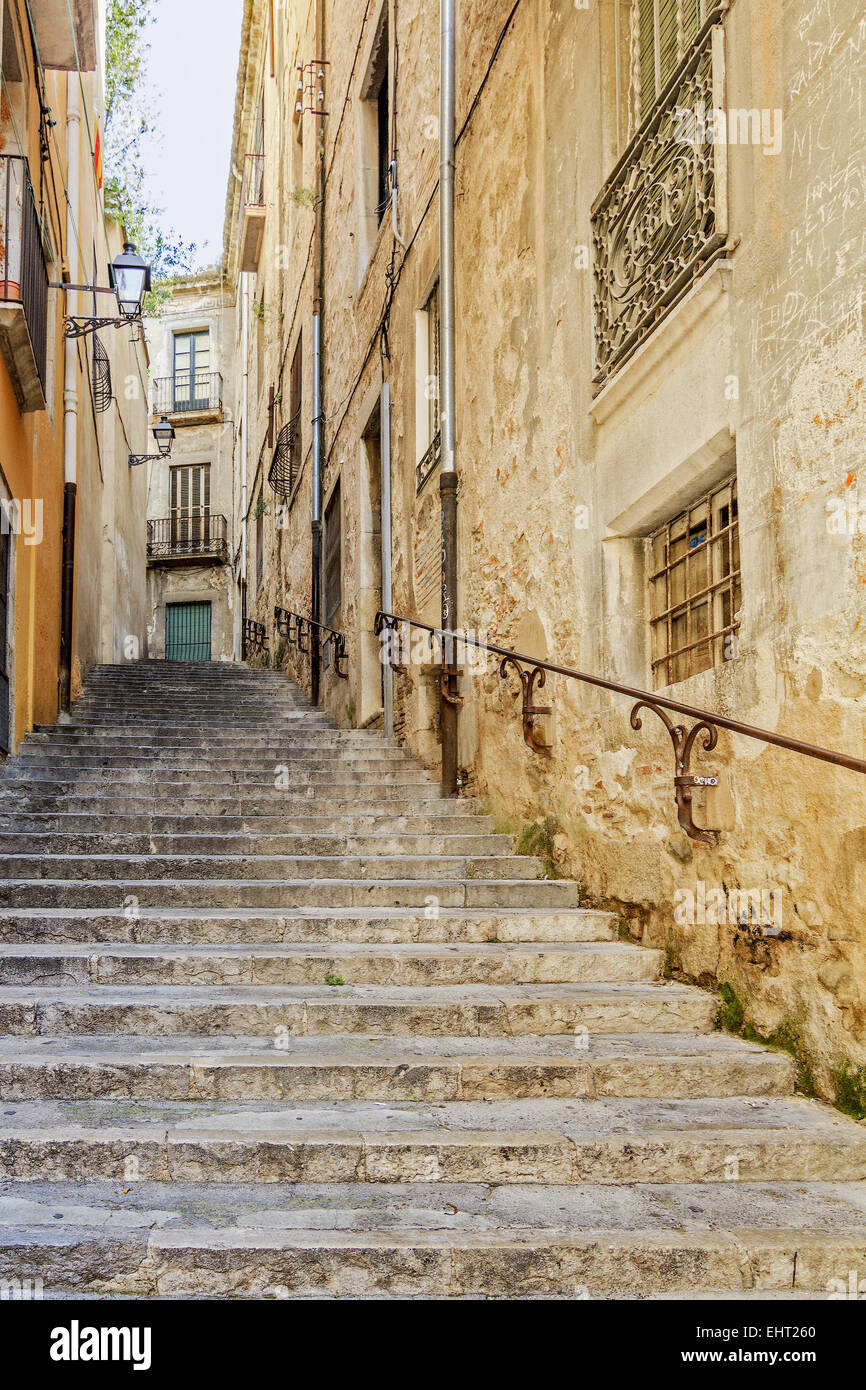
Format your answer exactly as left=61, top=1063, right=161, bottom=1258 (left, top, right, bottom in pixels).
left=359, top=6, right=390, bottom=269
left=649, top=475, right=740, bottom=687
left=170, top=464, right=211, bottom=549
left=173, top=330, right=211, bottom=412
left=416, top=281, right=441, bottom=493
left=324, top=480, right=342, bottom=625
left=289, top=335, right=303, bottom=483
left=638, top=0, right=703, bottom=119
left=256, top=491, right=264, bottom=593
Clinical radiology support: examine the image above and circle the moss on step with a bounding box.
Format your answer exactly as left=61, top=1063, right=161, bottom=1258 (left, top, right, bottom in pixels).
left=833, top=1063, right=866, bottom=1120
left=715, top=983, right=817, bottom=1098
left=513, top=816, right=561, bottom=880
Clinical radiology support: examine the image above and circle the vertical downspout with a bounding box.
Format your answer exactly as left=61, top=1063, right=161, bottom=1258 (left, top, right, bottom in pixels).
left=380, top=381, right=393, bottom=737
left=239, top=282, right=250, bottom=659
left=59, top=74, right=80, bottom=712
left=439, top=0, right=459, bottom=795
left=310, top=0, right=326, bottom=706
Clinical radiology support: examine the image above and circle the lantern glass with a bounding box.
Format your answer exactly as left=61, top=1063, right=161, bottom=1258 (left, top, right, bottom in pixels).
left=152, top=416, right=175, bottom=457
left=109, top=242, right=151, bottom=318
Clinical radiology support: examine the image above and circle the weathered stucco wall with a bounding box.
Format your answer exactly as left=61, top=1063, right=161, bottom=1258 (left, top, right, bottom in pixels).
left=226, top=0, right=866, bottom=1099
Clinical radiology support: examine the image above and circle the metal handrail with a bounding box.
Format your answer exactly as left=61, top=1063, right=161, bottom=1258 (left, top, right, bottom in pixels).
left=243, top=618, right=269, bottom=661
left=275, top=606, right=348, bottom=678
left=375, top=610, right=866, bottom=845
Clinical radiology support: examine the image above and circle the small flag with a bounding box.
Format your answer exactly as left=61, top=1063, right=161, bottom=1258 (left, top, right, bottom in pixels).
left=94, top=123, right=103, bottom=189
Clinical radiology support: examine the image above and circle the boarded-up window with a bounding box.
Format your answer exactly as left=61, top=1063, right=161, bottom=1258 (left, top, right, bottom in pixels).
left=170, top=465, right=211, bottom=547
left=324, top=480, right=341, bottom=625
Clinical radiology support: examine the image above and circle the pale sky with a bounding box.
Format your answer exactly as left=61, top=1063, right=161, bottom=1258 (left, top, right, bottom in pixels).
left=140, top=0, right=245, bottom=271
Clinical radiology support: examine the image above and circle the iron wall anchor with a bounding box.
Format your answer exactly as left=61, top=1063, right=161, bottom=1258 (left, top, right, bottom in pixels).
left=630, top=701, right=721, bottom=844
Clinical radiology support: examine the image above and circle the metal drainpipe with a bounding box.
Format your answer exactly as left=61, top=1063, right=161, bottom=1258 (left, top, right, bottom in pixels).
left=380, top=381, right=393, bottom=738
left=310, top=1, right=326, bottom=707
left=59, top=74, right=80, bottom=713
left=439, top=0, right=459, bottom=796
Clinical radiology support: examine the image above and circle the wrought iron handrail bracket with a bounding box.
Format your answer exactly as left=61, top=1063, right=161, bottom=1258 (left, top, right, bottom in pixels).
left=374, top=611, right=866, bottom=845
left=275, top=606, right=348, bottom=677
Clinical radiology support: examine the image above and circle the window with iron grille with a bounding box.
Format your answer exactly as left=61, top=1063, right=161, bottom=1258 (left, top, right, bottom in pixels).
left=170, top=464, right=211, bottom=548
left=649, top=475, right=741, bottom=688
left=638, top=0, right=704, bottom=119
left=324, top=480, right=342, bottom=625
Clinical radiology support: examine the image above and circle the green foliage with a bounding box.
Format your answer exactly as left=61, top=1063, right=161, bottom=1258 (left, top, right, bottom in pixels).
left=292, top=186, right=317, bottom=209
left=104, top=0, right=195, bottom=280
left=324, top=973, right=345, bottom=987
left=514, top=816, right=561, bottom=879
left=833, top=1063, right=866, bottom=1120
left=717, top=981, right=745, bottom=1031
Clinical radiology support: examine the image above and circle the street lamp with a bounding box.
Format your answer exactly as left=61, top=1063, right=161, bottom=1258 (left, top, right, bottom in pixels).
left=58, top=242, right=154, bottom=340
left=108, top=243, right=152, bottom=320
left=129, top=416, right=175, bottom=468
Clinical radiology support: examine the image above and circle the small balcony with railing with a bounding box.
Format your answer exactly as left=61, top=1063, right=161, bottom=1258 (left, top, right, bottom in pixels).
left=0, top=155, right=49, bottom=413
left=590, top=12, right=729, bottom=392
left=238, top=153, right=266, bottom=273
left=146, top=514, right=229, bottom=566
left=152, top=371, right=223, bottom=423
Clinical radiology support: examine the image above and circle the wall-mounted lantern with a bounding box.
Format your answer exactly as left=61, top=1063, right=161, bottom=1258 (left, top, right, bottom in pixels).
left=129, top=415, right=175, bottom=468
left=56, top=242, right=153, bottom=340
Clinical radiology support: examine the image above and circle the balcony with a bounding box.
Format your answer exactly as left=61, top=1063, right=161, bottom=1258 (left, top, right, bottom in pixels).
left=147, top=515, right=228, bottom=566
left=238, top=154, right=266, bottom=273
left=152, top=372, right=223, bottom=421
left=591, top=22, right=728, bottom=390
left=28, top=0, right=97, bottom=70
left=0, top=157, right=48, bottom=413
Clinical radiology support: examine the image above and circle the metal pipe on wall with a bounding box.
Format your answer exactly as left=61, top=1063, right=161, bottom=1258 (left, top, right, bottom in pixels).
left=439, top=0, right=459, bottom=795
left=380, top=381, right=393, bottom=738
left=310, top=0, right=326, bottom=707
left=59, top=73, right=81, bottom=712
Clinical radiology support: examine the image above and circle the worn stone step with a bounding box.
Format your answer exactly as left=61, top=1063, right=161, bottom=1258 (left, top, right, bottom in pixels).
left=0, top=877, right=581, bottom=909
left=0, top=940, right=654, bottom=987
left=1, top=1096, right=862, bottom=1185
left=0, top=832, right=513, bottom=857
left=0, top=813, right=493, bottom=838
left=0, top=907, right=616, bottom=945
left=0, top=1032, right=795, bottom=1101
left=15, top=752, right=416, bottom=770
left=0, top=980, right=713, bottom=1037
left=0, top=853, right=545, bottom=885
left=1, top=767, right=436, bottom=788
left=0, top=794, right=460, bottom=816
left=1, top=1180, right=862, bottom=1296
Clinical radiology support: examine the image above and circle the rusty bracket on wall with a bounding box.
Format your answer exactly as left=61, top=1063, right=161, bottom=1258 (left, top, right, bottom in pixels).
left=630, top=701, right=721, bottom=845
left=499, top=657, right=552, bottom=757
left=326, top=631, right=349, bottom=679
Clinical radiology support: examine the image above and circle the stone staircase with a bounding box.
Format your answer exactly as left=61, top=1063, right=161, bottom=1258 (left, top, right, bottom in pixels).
left=0, top=660, right=864, bottom=1299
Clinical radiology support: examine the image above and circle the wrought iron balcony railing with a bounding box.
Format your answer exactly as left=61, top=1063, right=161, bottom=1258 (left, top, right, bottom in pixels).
left=146, top=515, right=228, bottom=564
left=152, top=372, right=223, bottom=417
left=0, top=155, right=49, bottom=410
left=591, top=19, right=729, bottom=389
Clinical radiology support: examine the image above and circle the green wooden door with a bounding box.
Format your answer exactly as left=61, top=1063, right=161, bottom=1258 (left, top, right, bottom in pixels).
left=165, top=601, right=212, bottom=661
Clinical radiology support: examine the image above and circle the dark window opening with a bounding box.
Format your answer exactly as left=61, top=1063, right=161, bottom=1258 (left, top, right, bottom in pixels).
left=324, top=480, right=342, bottom=625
